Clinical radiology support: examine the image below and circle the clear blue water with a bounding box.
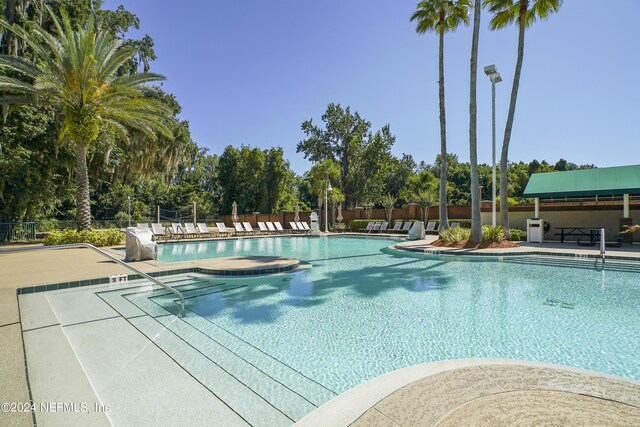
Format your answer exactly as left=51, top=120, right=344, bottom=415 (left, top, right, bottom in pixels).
left=158, top=236, right=640, bottom=392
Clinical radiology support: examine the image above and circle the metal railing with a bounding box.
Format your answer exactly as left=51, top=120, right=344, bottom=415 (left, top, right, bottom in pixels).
left=0, top=243, right=185, bottom=317
left=0, top=222, right=36, bottom=242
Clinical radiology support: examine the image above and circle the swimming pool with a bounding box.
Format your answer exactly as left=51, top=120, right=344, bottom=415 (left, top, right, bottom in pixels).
left=157, top=236, right=640, bottom=392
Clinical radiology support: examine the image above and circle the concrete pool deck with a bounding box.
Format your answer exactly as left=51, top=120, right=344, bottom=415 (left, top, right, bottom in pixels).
left=1, top=234, right=640, bottom=426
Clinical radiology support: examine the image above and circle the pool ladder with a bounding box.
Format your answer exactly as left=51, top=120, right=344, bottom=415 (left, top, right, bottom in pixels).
left=0, top=243, right=186, bottom=317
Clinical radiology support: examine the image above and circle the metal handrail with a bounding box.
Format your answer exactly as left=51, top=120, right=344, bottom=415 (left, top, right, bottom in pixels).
left=0, top=243, right=186, bottom=317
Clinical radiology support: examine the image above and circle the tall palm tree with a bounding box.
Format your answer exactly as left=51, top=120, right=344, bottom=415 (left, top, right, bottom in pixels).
left=0, top=8, right=171, bottom=229
left=484, top=0, right=563, bottom=237
left=468, top=0, right=482, bottom=243
left=411, top=0, right=471, bottom=232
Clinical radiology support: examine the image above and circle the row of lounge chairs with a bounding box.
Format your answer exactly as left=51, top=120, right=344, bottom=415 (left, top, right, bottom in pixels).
left=137, top=221, right=312, bottom=239
left=362, top=220, right=460, bottom=234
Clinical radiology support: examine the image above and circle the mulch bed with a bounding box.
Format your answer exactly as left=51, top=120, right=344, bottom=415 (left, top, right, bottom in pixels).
left=431, top=239, right=519, bottom=249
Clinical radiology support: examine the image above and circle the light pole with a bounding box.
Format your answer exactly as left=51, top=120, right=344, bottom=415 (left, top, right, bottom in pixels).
left=324, top=178, right=332, bottom=233
left=484, top=64, right=502, bottom=227
left=127, top=196, right=131, bottom=227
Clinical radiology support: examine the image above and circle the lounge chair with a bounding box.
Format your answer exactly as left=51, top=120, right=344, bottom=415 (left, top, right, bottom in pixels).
left=215, top=222, right=232, bottom=236
left=184, top=223, right=200, bottom=238
left=363, top=222, right=375, bottom=232
left=289, top=222, right=301, bottom=233
left=401, top=222, right=412, bottom=233
left=257, top=222, right=269, bottom=233
left=369, top=222, right=382, bottom=233
left=425, top=221, right=437, bottom=234
left=151, top=223, right=166, bottom=239
left=451, top=222, right=460, bottom=228
left=375, top=221, right=389, bottom=233
left=266, top=222, right=277, bottom=233
left=300, top=222, right=311, bottom=231
left=389, top=221, right=403, bottom=233
left=296, top=222, right=308, bottom=233
left=137, top=223, right=150, bottom=230
left=234, top=222, right=248, bottom=235
left=171, top=223, right=185, bottom=238
left=242, top=222, right=256, bottom=235
left=197, top=223, right=211, bottom=237
left=274, top=222, right=286, bottom=233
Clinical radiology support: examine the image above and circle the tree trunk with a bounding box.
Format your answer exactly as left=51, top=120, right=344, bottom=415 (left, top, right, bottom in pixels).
left=499, top=2, right=527, bottom=240
left=437, top=26, right=449, bottom=232
left=75, top=142, right=92, bottom=230
left=469, top=0, right=482, bottom=243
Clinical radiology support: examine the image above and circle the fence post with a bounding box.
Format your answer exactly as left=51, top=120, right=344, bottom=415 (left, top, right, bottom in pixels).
left=157, top=206, right=160, bottom=224
left=193, top=202, right=197, bottom=224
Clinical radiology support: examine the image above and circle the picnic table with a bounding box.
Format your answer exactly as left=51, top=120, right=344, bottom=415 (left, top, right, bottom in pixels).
left=554, top=227, right=604, bottom=244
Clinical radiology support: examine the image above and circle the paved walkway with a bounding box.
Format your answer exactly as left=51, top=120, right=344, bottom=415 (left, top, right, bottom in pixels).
left=297, top=360, right=640, bottom=427
left=0, top=242, right=303, bottom=427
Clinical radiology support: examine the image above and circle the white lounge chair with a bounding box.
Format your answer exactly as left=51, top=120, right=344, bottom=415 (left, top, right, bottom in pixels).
left=257, top=222, right=269, bottom=233
left=425, top=221, right=437, bottom=234
left=274, top=222, right=286, bottom=233
left=234, top=222, right=247, bottom=235
left=289, top=222, right=301, bottom=233
left=184, top=223, right=200, bottom=238
left=242, top=222, right=256, bottom=235
left=301, top=221, right=311, bottom=230
left=197, top=223, right=211, bottom=237
left=401, top=222, right=412, bottom=233
left=215, top=222, right=232, bottom=236
left=137, top=223, right=150, bottom=230
left=171, top=222, right=185, bottom=238
left=266, top=222, right=277, bottom=233
left=296, top=222, right=307, bottom=233
left=451, top=222, right=460, bottom=228
left=151, top=223, right=166, bottom=239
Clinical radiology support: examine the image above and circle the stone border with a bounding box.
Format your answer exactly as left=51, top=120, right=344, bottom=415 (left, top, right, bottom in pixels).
left=16, top=257, right=301, bottom=295
left=295, top=359, right=640, bottom=427
left=393, top=243, right=640, bottom=262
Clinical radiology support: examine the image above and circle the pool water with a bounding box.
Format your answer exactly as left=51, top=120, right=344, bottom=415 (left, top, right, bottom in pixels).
left=158, top=237, right=640, bottom=392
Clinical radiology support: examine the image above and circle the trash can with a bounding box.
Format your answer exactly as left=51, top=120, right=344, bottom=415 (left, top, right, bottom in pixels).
left=527, top=218, right=544, bottom=243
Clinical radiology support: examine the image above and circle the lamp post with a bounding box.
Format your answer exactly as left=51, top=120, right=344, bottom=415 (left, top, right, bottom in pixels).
left=127, top=196, right=131, bottom=227
left=325, top=177, right=332, bottom=233
left=484, top=64, right=502, bottom=227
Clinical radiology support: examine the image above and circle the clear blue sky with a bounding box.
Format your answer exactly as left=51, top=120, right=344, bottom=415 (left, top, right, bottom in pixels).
left=104, top=0, right=640, bottom=175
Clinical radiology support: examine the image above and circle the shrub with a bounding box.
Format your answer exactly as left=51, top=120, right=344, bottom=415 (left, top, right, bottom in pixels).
left=437, top=219, right=471, bottom=229
left=482, top=225, right=505, bottom=242
left=349, top=219, right=385, bottom=232
left=509, top=228, right=527, bottom=241
left=439, top=227, right=471, bottom=243
left=43, top=229, right=123, bottom=247
left=36, top=219, right=60, bottom=232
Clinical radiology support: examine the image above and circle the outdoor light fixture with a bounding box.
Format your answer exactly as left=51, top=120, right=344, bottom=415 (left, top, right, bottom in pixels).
left=484, top=64, right=502, bottom=226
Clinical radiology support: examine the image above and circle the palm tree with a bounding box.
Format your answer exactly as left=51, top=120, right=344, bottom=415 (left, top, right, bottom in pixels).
left=468, top=0, right=482, bottom=243
left=0, top=8, right=171, bottom=229
left=411, top=0, right=471, bottom=232
left=413, top=190, right=436, bottom=223
left=484, top=0, right=563, bottom=238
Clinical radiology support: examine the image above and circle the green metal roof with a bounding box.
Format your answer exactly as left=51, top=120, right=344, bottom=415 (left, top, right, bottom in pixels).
left=523, top=165, right=640, bottom=198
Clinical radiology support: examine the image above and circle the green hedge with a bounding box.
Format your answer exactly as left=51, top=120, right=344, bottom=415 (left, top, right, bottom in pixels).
left=43, top=229, right=123, bottom=247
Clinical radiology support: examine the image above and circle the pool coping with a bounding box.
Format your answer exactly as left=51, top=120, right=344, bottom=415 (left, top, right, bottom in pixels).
left=295, top=359, right=640, bottom=427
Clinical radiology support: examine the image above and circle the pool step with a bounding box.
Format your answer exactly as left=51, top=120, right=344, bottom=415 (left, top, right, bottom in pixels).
left=503, top=256, right=640, bottom=273
left=103, top=276, right=336, bottom=424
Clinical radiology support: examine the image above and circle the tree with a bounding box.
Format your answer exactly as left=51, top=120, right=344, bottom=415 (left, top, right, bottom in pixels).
left=485, top=0, right=563, bottom=237
left=468, top=0, right=482, bottom=243
left=380, top=193, right=397, bottom=223
left=0, top=8, right=171, bottom=229
left=413, top=190, right=437, bottom=223
left=411, top=0, right=471, bottom=232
